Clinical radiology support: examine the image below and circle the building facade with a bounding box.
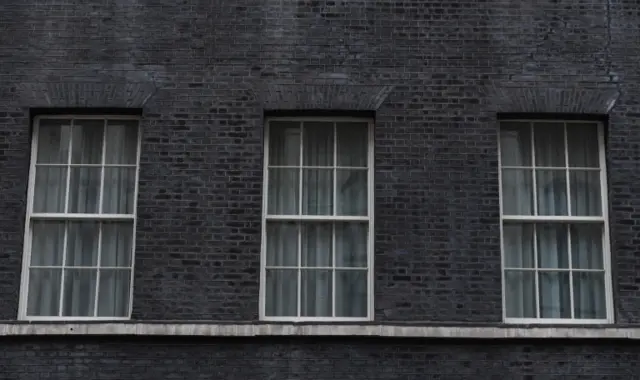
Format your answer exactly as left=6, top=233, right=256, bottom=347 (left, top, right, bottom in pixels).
left=1, top=0, right=640, bottom=378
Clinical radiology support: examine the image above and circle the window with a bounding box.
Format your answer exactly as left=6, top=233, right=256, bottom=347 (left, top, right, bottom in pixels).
left=261, top=118, right=373, bottom=321
left=20, top=116, right=140, bottom=320
left=499, top=119, right=612, bottom=323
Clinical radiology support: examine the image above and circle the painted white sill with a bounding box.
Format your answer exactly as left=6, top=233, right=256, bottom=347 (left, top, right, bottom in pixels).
left=1, top=323, right=640, bottom=339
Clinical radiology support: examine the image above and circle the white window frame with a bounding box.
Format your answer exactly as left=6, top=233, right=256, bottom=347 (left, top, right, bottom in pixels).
left=18, top=115, right=142, bottom=321
left=259, top=116, right=375, bottom=322
left=499, top=119, right=614, bottom=324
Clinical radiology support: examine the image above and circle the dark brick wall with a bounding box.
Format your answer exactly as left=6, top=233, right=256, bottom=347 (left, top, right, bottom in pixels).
left=1, top=336, right=639, bottom=379
left=0, top=0, right=640, bottom=323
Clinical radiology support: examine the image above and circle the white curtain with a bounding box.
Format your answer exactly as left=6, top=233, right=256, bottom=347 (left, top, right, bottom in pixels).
left=502, top=122, right=605, bottom=320
left=28, top=119, right=135, bottom=317
left=266, top=121, right=368, bottom=318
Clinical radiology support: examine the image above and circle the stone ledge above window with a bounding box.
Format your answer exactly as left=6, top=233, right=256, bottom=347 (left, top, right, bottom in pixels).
left=1, top=323, right=640, bottom=339
left=486, top=86, right=620, bottom=114
left=17, top=82, right=157, bottom=108
left=260, top=83, right=394, bottom=111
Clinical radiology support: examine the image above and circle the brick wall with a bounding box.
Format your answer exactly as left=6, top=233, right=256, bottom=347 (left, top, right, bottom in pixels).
left=1, top=336, right=638, bottom=379
left=0, top=0, right=639, bottom=324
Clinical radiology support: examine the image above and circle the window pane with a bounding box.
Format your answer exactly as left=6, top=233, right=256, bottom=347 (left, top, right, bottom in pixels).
left=539, top=271, right=571, bottom=318
left=501, top=169, right=533, bottom=215
left=335, top=270, right=367, bottom=317
left=567, top=123, right=599, bottom=168
left=33, top=166, right=67, bottom=213
left=37, top=120, right=71, bottom=164
left=302, top=169, right=333, bottom=215
left=301, top=269, right=332, bottom=317
left=536, top=170, right=567, bottom=216
left=337, top=122, right=368, bottom=167
left=573, top=271, right=606, bottom=319
left=265, top=269, right=297, bottom=317
left=100, top=222, right=134, bottom=267
left=504, top=270, right=536, bottom=318
left=537, top=223, right=569, bottom=269
left=105, top=121, right=138, bottom=165
left=500, top=122, right=531, bottom=167
left=503, top=223, right=534, bottom=268
left=303, top=122, right=333, bottom=166
left=571, top=224, right=603, bottom=269
left=336, top=169, right=367, bottom=216
left=570, top=170, right=601, bottom=216
left=62, top=269, right=97, bottom=317
left=301, top=223, right=332, bottom=267
left=66, top=221, right=100, bottom=266
left=27, top=268, right=61, bottom=316
left=71, top=120, right=103, bottom=164
left=266, top=222, right=298, bottom=267
left=269, top=121, right=300, bottom=166
left=68, top=167, right=101, bottom=213
left=267, top=168, right=299, bottom=215
left=103, top=167, right=136, bottom=214
left=31, top=221, right=65, bottom=266
left=534, top=122, right=565, bottom=167
left=335, top=222, right=367, bottom=268
left=97, top=269, right=130, bottom=317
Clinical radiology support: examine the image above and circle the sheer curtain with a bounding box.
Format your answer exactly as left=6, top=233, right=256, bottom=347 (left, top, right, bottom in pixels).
left=266, top=121, right=368, bottom=318
left=502, top=121, right=605, bottom=320
left=28, top=119, right=136, bottom=318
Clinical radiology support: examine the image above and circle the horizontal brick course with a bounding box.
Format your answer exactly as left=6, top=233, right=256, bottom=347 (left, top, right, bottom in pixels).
left=1, top=337, right=638, bottom=379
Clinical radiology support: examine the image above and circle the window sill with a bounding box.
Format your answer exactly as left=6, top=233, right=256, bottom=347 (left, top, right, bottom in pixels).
left=0, top=322, right=639, bottom=339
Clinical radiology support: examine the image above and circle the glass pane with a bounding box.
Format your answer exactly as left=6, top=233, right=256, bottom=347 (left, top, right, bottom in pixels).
left=536, top=170, right=567, bottom=216
left=62, top=269, right=97, bottom=317
left=573, top=271, right=606, bottom=319
left=71, top=120, right=104, bottom=164
left=504, top=270, right=536, bottom=318
left=266, top=222, right=298, bottom=267
left=103, top=167, right=136, bottom=214
left=503, top=223, right=534, bottom=268
left=539, top=271, right=571, bottom=318
left=31, top=221, right=65, bottom=266
left=268, top=121, right=300, bottom=166
left=567, top=123, right=599, bottom=168
left=265, top=269, right=297, bottom=317
left=68, top=167, right=101, bottom=213
left=97, top=269, right=131, bottom=317
left=33, top=167, right=67, bottom=213
left=537, top=224, right=569, bottom=269
left=570, top=170, right=601, bottom=216
left=66, top=221, right=100, bottom=266
left=501, top=169, right=533, bottom=215
left=101, top=222, right=134, bottom=267
left=267, top=168, right=299, bottom=215
left=301, top=223, right=332, bottom=267
left=37, top=120, right=71, bottom=164
left=335, top=270, right=367, bottom=317
left=27, top=268, right=61, bottom=316
left=302, top=169, right=333, bottom=215
left=105, top=121, right=138, bottom=165
left=534, top=122, right=565, bottom=167
left=336, top=169, right=367, bottom=216
left=500, top=122, right=531, bottom=166
left=335, top=222, right=367, bottom=268
left=301, top=269, right=332, bottom=317
left=337, top=122, right=368, bottom=167
left=303, top=122, right=333, bottom=166
left=571, top=224, right=603, bottom=269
